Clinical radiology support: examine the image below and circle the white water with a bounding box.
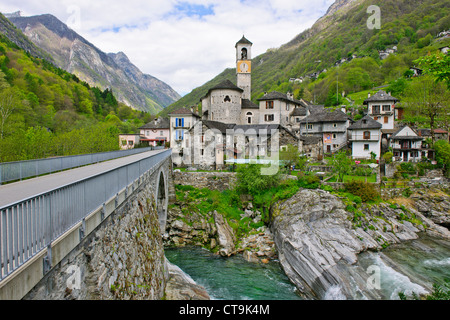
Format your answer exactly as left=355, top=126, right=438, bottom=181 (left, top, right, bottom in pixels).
left=372, top=253, right=429, bottom=300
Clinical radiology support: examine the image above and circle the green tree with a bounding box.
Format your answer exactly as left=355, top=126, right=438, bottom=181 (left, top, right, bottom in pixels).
left=416, top=52, right=450, bottom=88
left=402, top=75, right=450, bottom=143
left=330, top=151, right=353, bottom=183
left=235, top=164, right=281, bottom=196
left=0, top=87, right=20, bottom=139
left=434, top=140, right=450, bottom=177
left=280, top=144, right=301, bottom=170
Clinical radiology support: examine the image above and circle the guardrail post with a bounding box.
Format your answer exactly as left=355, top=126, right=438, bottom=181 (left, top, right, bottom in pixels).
left=43, top=245, right=52, bottom=275
left=79, top=219, right=86, bottom=241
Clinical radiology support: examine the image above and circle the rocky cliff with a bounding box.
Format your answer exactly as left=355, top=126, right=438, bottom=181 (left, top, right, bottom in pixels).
left=271, top=188, right=450, bottom=300
left=8, top=14, right=181, bottom=114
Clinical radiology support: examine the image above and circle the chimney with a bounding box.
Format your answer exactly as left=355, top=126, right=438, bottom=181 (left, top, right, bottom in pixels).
left=368, top=93, right=371, bottom=98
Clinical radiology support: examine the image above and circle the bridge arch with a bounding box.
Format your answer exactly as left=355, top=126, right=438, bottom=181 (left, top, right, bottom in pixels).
left=155, top=168, right=168, bottom=233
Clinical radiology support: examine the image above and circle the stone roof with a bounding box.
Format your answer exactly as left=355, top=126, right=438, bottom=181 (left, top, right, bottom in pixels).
left=202, top=80, right=243, bottom=99
left=300, top=108, right=350, bottom=124
left=291, top=107, right=308, bottom=117
left=241, top=99, right=259, bottom=109
left=364, top=90, right=399, bottom=105
left=236, top=35, right=253, bottom=47
left=300, top=135, right=323, bottom=145
left=257, top=91, right=307, bottom=107
left=140, top=118, right=170, bottom=130
left=190, top=121, right=298, bottom=140
left=198, top=120, right=235, bottom=134
left=168, top=107, right=201, bottom=118
left=348, top=115, right=382, bottom=130
left=390, top=126, right=423, bottom=141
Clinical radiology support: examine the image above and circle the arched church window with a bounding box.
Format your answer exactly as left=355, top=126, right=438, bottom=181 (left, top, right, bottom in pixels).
left=224, top=96, right=231, bottom=103
left=246, top=112, right=253, bottom=116
left=241, top=48, right=248, bottom=60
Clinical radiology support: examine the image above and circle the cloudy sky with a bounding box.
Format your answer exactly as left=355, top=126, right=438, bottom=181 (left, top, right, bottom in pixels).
left=0, top=0, right=335, bottom=96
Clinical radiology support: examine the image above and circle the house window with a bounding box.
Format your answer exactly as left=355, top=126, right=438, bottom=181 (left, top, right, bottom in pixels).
left=333, top=134, right=337, bottom=139
left=224, top=96, right=231, bottom=103
left=307, top=124, right=313, bottom=130
left=372, top=105, right=380, bottom=114
left=296, top=118, right=301, bottom=123
left=364, top=131, right=371, bottom=140
left=175, top=118, right=184, bottom=128
left=128, top=141, right=134, bottom=146
left=175, top=130, right=184, bottom=141
left=364, top=144, right=370, bottom=151
left=266, top=101, right=274, bottom=109
left=384, top=116, right=389, bottom=124
left=265, top=114, right=275, bottom=122
left=146, top=131, right=150, bottom=136
left=286, top=104, right=290, bottom=111
left=160, top=131, right=164, bottom=136
left=333, top=123, right=338, bottom=128
left=122, top=140, right=127, bottom=146
left=382, top=105, right=391, bottom=112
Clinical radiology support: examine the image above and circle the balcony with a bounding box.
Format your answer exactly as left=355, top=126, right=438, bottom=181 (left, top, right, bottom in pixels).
left=172, top=121, right=191, bottom=129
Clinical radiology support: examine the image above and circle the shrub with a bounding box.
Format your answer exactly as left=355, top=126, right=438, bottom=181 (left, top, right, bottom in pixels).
left=383, top=152, right=393, bottom=164
left=344, top=180, right=380, bottom=202
left=298, top=174, right=321, bottom=189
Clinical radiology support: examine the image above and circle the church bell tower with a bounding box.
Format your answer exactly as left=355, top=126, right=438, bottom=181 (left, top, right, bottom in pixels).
left=236, top=36, right=252, bottom=100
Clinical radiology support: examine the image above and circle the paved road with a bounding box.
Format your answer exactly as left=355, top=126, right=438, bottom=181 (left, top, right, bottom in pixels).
left=0, top=149, right=168, bottom=208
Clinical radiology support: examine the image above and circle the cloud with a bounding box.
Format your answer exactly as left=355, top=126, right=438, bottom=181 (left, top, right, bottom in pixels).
left=0, top=0, right=334, bottom=96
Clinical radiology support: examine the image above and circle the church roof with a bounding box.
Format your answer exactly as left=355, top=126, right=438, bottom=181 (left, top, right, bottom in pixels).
left=202, top=80, right=243, bottom=99
left=236, top=36, right=253, bottom=47
left=241, top=99, right=259, bottom=109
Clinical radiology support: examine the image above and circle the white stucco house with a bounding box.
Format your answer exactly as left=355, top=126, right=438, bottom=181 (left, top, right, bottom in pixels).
left=390, top=126, right=424, bottom=162
left=348, top=115, right=382, bottom=160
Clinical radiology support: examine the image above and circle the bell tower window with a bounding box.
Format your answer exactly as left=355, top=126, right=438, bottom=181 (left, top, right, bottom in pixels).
left=224, top=96, right=231, bottom=103
left=241, top=48, right=248, bottom=60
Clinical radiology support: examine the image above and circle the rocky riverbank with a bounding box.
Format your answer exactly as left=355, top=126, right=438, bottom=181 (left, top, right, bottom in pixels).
left=271, top=188, right=450, bottom=300
left=164, top=174, right=450, bottom=300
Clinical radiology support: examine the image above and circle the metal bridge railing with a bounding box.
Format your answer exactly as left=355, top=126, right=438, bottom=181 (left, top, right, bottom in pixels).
left=0, top=146, right=165, bottom=185
left=0, top=149, right=171, bottom=282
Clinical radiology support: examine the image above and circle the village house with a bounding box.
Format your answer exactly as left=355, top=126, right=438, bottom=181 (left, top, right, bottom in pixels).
left=390, top=126, right=424, bottom=163
left=119, top=134, right=141, bottom=150
left=168, top=107, right=201, bottom=166
left=139, top=118, right=170, bottom=147
left=299, top=107, right=352, bottom=154
left=257, top=91, right=308, bottom=127
left=348, top=115, right=382, bottom=160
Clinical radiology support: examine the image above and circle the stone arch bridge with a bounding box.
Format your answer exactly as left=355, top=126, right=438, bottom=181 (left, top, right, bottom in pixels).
left=0, top=149, right=174, bottom=300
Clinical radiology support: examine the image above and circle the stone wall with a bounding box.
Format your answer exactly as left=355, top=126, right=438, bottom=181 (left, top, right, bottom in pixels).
left=24, top=161, right=171, bottom=300
left=173, top=171, right=237, bottom=192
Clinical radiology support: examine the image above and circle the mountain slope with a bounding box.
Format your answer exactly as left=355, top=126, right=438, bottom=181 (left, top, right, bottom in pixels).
left=165, top=0, right=450, bottom=113
left=8, top=13, right=181, bottom=114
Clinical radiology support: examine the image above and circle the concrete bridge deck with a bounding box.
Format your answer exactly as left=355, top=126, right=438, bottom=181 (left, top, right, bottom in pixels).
left=0, top=149, right=173, bottom=300
left=0, top=149, right=168, bottom=208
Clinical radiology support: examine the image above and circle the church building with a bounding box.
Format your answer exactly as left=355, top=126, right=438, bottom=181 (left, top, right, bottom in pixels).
left=170, top=36, right=316, bottom=169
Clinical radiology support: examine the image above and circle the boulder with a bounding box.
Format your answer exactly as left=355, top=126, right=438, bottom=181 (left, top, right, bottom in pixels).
left=165, top=261, right=210, bottom=300
left=214, top=211, right=236, bottom=257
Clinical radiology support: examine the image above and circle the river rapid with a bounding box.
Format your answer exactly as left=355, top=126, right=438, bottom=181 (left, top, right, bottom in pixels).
left=166, top=234, right=450, bottom=300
